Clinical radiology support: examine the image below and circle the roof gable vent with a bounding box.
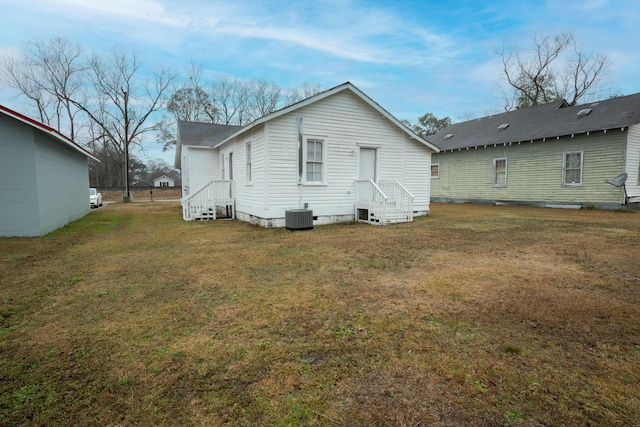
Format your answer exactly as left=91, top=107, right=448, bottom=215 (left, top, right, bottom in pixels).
left=444, top=133, right=453, bottom=140
left=577, top=108, right=592, bottom=117
left=497, top=123, right=509, bottom=130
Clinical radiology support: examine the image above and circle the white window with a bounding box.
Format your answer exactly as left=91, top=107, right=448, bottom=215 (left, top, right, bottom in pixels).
left=246, top=141, right=252, bottom=184
left=563, top=151, right=583, bottom=186
left=493, top=158, right=507, bottom=187
left=304, top=138, right=325, bottom=183
left=431, top=164, right=439, bottom=178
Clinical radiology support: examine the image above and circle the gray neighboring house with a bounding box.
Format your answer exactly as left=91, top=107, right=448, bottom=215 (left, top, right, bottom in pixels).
left=429, top=93, right=640, bottom=208
left=0, top=105, right=100, bottom=237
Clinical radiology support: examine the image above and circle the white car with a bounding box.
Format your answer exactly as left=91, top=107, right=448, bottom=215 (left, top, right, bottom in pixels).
left=89, top=188, right=103, bottom=208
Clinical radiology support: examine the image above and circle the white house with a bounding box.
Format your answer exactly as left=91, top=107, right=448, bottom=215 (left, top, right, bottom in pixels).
left=175, top=82, right=440, bottom=228
left=0, top=105, right=99, bottom=237
left=153, top=175, right=175, bottom=187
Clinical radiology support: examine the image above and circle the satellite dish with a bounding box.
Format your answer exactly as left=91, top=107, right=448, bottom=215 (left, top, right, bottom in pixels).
left=606, top=172, right=629, bottom=207
left=607, top=172, right=628, bottom=188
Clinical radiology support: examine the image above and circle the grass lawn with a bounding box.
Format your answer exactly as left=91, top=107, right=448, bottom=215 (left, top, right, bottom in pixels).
left=1, top=202, right=639, bottom=426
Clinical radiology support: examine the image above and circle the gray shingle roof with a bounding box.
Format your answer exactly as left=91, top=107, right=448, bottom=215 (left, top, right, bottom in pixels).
left=429, top=93, right=640, bottom=151
left=177, top=121, right=244, bottom=147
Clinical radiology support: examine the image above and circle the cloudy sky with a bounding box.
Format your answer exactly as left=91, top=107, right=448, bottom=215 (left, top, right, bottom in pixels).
left=1, top=0, right=639, bottom=163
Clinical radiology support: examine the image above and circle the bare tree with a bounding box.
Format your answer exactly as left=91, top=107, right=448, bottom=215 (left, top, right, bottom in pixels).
left=145, top=158, right=178, bottom=181
left=497, top=31, right=611, bottom=110
left=158, top=73, right=324, bottom=151
left=211, top=75, right=252, bottom=125
left=248, top=79, right=282, bottom=120
left=167, top=73, right=324, bottom=128
left=0, top=37, right=85, bottom=139
left=283, top=81, right=323, bottom=106
left=166, top=63, right=217, bottom=122
left=72, top=47, right=177, bottom=199
left=1, top=38, right=177, bottom=193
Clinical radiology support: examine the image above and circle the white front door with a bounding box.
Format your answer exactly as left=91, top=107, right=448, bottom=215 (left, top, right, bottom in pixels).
left=359, top=148, right=377, bottom=181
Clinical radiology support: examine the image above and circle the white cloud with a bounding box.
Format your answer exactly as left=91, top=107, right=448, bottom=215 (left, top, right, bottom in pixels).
left=187, top=1, right=458, bottom=65
left=9, top=0, right=460, bottom=67
left=2, top=0, right=638, bottom=144
left=50, top=0, right=191, bottom=27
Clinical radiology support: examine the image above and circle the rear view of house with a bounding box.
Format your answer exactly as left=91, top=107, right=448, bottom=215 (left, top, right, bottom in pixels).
left=0, top=105, right=99, bottom=236
left=429, top=93, right=640, bottom=208
left=175, top=82, right=439, bottom=227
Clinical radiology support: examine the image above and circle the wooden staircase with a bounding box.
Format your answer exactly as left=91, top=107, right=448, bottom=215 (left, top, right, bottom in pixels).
left=181, top=180, right=235, bottom=221
left=355, top=179, right=414, bottom=225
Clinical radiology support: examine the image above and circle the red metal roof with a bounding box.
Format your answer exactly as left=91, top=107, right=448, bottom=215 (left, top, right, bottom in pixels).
left=0, top=104, right=100, bottom=162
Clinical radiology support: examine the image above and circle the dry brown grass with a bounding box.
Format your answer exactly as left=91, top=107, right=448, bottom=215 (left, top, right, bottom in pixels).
left=1, top=202, right=639, bottom=426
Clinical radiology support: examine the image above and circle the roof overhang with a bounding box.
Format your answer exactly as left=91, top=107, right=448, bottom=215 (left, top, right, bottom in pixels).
left=0, top=104, right=100, bottom=162
left=212, top=82, right=440, bottom=153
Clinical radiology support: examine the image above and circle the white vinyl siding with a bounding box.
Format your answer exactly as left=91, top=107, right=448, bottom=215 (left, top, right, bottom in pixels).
left=402, top=137, right=432, bottom=213
left=625, top=124, right=640, bottom=200
left=233, top=127, right=267, bottom=218
left=563, top=151, right=583, bottom=186
left=230, top=90, right=434, bottom=219
left=493, top=157, right=507, bottom=187
left=183, top=146, right=218, bottom=195
left=246, top=141, right=252, bottom=184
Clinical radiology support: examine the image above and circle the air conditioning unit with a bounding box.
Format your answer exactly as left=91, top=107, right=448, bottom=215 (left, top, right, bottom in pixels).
left=285, top=209, right=313, bottom=230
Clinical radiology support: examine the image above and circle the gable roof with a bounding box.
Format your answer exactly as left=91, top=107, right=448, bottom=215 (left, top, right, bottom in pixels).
left=429, top=93, right=640, bottom=152
left=0, top=104, right=100, bottom=162
left=174, top=82, right=439, bottom=168
left=177, top=121, right=244, bottom=146
left=153, top=174, right=175, bottom=183
left=213, top=82, right=440, bottom=152
left=175, top=121, right=243, bottom=167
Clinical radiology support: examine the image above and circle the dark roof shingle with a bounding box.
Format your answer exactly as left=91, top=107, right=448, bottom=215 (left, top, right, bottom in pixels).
left=177, top=121, right=244, bottom=147
left=430, top=93, right=640, bottom=151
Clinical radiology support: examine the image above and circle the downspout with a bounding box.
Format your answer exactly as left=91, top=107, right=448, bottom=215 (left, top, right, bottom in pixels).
left=297, top=117, right=304, bottom=208
left=297, top=117, right=303, bottom=181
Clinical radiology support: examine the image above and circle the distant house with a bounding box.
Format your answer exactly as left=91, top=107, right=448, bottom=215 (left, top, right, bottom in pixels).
left=153, top=175, right=175, bottom=187
left=428, top=93, right=640, bottom=209
left=132, top=180, right=152, bottom=188
left=175, top=82, right=440, bottom=227
left=0, top=105, right=99, bottom=237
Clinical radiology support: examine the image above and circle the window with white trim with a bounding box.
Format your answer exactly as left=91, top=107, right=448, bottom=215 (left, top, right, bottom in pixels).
left=563, top=151, right=583, bottom=186
left=431, top=164, right=439, bottom=178
left=246, top=141, right=252, bottom=184
left=305, top=138, right=324, bottom=183
left=493, top=157, right=507, bottom=187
